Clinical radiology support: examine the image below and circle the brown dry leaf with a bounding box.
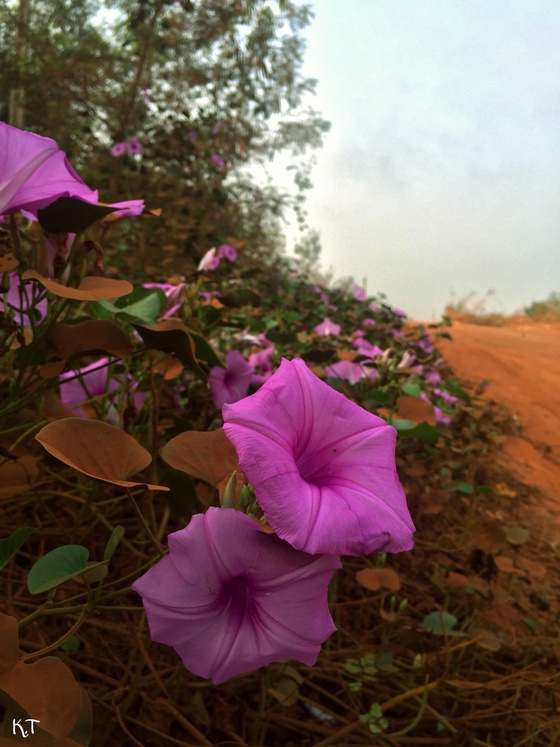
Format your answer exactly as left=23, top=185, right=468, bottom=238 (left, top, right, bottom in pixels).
left=151, top=355, right=184, bottom=380
left=39, top=361, right=68, bottom=379
left=161, top=429, right=240, bottom=495
left=356, top=567, right=401, bottom=592
left=0, top=614, right=83, bottom=740
left=473, top=630, right=503, bottom=652
left=338, top=349, right=358, bottom=361
left=516, top=557, right=547, bottom=579
left=0, top=456, right=38, bottom=500
left=494, top=556, right=526, bottom=575
left=49, top=321, right=133, bottom=360
left=438, top=572, right=469, bottom=588
left=21, top=271, right=132, bottom=301
left=35, top=419, right=168, bottom=491
left=0, top=255, right=19, bottom=272
left=395, top=395, right=437, bottom=425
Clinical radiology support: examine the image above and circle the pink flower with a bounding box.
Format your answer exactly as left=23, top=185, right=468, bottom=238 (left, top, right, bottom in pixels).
left=197, top=247, right=221, bottom=272
left=217, top=243, right=237, bottom=262
left=211, top=154, right=225, bottom=169
left=143, top=282, right=186, bottom=318
left=209, top=350, right=254, bottom=408
left=6, top=272, right=48, bottom=325
left=0, top=124, right=144, bottom=222
left=132, top=508, right=340, bottom=685
left=314, top=317, right=341, bottom=337
left=352, top=285, right=367, bottom=302
left=59, top=358, right=145, bottom=418
left=325, top=360, right=378, bottom=385
left=223, top=358, right=415, bottom=556
left=125, top=137, right=142, bottom=155
left=0, top=123, right=98, bottom=215
left=111, top=142, right=127, bottom=157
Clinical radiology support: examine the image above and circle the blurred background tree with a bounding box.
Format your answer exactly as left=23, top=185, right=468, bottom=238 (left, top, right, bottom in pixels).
left=0, top=0, right=330, bottom=276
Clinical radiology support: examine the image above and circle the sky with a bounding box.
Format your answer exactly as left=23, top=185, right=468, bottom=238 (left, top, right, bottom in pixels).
left=281, top=0, right=560, bottom=320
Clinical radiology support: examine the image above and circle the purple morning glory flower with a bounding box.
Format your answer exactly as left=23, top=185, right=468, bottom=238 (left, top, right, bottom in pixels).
left=197, top=247, right=221, bottom=272
left=209, top=350, right=254, bottom=408
left=6, top=272, right=48, bottom=325
left=0, top=123, right=144, bottom=220
left=352, top=285, right=367, bottom=303
left=223, top=358, right=415, bottom=556
left=125, top=137, right=142, bottom=155
left=314, top=317, right=341, bottom=337
left=217, top=243, right=237, bottom=262
left=211, top=153, right=225, bottom=169
left=325, top=359, right=378, bottom=385
left=0, top=123, right=98, bottom=215
left=132, top=507, right=340, bottom=685
left=143, top=282, right=185, bottom=318
left=111, top=142, right=127, bottom=157
left=59, top=358, right=145, bottom=417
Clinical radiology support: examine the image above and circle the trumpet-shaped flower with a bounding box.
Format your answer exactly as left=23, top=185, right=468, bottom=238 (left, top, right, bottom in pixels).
left=223, top=358, right=415, bottom=556
left=132, top=507, right=340, bottom=685
left=314, top=317, right=341, bottom=337
left=209, top=350, right=253, bottom=408
left=0, top=122, right=98, bottom=215
left=0, top=123, right=145, bottom=220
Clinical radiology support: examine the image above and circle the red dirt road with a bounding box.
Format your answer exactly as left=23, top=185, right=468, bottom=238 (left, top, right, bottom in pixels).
left=436, top=321, right=560, bottom=543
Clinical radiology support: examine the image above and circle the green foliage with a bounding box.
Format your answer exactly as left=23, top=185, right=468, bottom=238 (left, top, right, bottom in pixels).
left=27, top=544, right=90, bottom=594
left=524, top=291, right=560, bottom=320
left=0, top=527, right=35, bottom=570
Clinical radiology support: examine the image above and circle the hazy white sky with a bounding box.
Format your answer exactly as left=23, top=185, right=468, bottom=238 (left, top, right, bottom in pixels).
left=286, top=0, right=560, bottom=320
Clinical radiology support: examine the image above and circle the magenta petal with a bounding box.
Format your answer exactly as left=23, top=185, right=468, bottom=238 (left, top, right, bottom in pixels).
left=223, top=358, right=415, bottom=556
left=132, top=508, right=340, bottom=684
left=209, top=350, right=253, bottom=408
left=0, top=123, right=98, bottom=215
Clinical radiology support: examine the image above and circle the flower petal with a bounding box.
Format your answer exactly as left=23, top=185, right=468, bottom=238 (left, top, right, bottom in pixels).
left=223, top=358, right=415, bottom=556
left=133, top=508, right=339, bottom=684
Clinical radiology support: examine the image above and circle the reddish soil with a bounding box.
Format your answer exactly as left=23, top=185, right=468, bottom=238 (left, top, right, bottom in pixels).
left=436, top=321, right=560, bottom=544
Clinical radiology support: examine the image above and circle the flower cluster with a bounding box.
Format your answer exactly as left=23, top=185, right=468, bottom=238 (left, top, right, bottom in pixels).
left=197, top=244, right=237, bottom=272
left=111, top=137, right=142, bottom=157
left=134, top=358, right=415, bottom=685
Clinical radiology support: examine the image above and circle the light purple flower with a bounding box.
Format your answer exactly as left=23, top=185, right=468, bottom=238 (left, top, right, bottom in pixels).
left=420, top=393, right=452, bottom=425
left=111, top=142, right=127, bottom=157
left=353, top=338, right=384, bottom=359
left=125, top=137, right=143, bottom=155
left=59, top=358, right=145, bottom=417
left=314, top=317, right=341, bottom=337
left=197, top=247, right=221, bottom=272
left=211, top=153, right=225, bottom=169
left=0, top=123, right=98, bottom=215
left=223, top=358, right=415, bottom=556
left=217, top=243, right=237, bottom=262
left=132, top=508, right=340, bottom=685
left=6, top=272, right=48, bottom=325
left=433, top=387, right=459, bottom=405
left=423, top=368, right=442, bottom=386
left=396, top=350, right=416, bottom=370
left=362, top=318, right=376, bottom=328
left=209, top=350, right=254, bottom=408
left=324, top=360, right=378, bottom=385
left=144, top=282, right=185, bottom=318
left=393, top=307, right=407, bottom=318
left=352, top=285, right=367, bottom=303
